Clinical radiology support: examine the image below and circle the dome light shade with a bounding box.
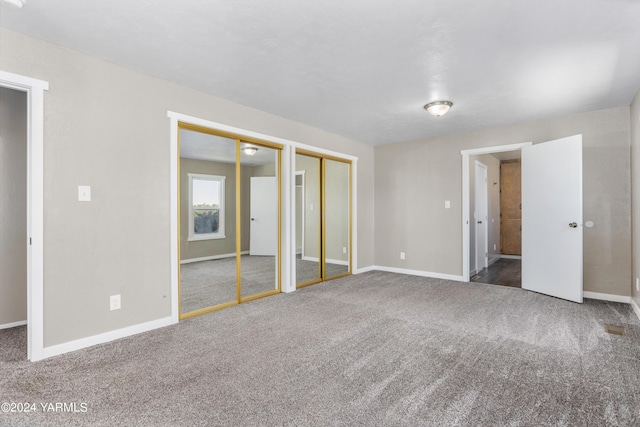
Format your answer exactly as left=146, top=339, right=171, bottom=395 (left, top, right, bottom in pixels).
left=242, top=146, right=258, bottom=156
left=424, top=100, right=453, bottom=117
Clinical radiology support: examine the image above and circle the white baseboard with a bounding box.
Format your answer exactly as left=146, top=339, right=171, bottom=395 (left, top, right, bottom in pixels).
left=42, top=316, right=176, bottom=360
left=470, top=268, right=477, bottom=276
left=373, top=265, right=464, bottom=282
left=0, top=320, right=27, bottom=330
left=354, top=265, right=376, bottom=274
left=583, top=291, right=631, bottom=304
left=181, top=251, right=249, bottom=264
left=501, top=254, right=522, bottom=260
left=488, top=256, right=500, bottom=266
left=630, top=298, right=640, bottom=321
left=300, top=255, right=348, bottom=266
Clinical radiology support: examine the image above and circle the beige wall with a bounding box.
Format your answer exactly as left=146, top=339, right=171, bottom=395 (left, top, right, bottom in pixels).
left=375, top=107, right=631, bottom=296
left=0, top=28, right=374, bottom=347
left=0, top=87, right=27, bottom=326
left=325, top=159, right=350, bottom=262
left=631, top=88, right=640, bottom=307
left=469, top=153, right=501, bottom=272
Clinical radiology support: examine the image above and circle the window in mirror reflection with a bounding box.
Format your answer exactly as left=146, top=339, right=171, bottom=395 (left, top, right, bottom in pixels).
left=188, top=173, right=226, bottom=241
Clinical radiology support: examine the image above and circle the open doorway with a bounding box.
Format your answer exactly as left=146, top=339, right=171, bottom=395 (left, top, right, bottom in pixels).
left=0, top=87, right=28, bottom=358
left=462, top=143, right=530, bottom=288
left=0, top=71, right=47, bottom=361
left=469, top=150, right=522, bottom=288
left=463, top=136, right=584, bottom=302
left=469, top=151, right=522, bottom=288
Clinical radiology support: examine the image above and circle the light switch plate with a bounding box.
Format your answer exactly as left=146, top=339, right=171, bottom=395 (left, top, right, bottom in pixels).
left=78, top=185, right=91, bottom=202
left=444, top=200, right=451, bottom=209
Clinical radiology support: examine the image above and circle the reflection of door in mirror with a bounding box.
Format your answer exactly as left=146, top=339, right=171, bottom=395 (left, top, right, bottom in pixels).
left=240, top=143, right=280, bottom=299
left=179, top=129, right=238, bottom=317
left=324, top=159, right=350, bottom=278
left=295, top=154, right=322, bottom=286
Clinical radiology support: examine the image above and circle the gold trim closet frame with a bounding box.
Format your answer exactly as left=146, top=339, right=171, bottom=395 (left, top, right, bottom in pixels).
left=295, top=149, right=352, bottom=288
left=178, top=122, right=282, bottom=320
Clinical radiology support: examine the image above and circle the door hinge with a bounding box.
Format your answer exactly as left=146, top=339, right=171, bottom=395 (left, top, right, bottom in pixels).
left=29, top=237, right=32, bottom=245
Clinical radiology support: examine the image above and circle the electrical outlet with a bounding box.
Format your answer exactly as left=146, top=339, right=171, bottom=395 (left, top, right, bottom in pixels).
left=636, top=277, right=639, bottom=292
left=78, top=185, right=91, bottom=202
left=400, top=252, right=405, bottom=260
left=110, top=294, right=121, bottom=311
left=342, top=246, right=347, bottom=254
left=493, top=244, right=496, bottom=251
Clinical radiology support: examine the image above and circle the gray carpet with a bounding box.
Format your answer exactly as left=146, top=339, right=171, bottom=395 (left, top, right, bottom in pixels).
left=180, top=255, right=278, bottom=313
left=181, top=256, right=350, bottom=313
left=295, top=255, right=348, bottom=284
left=2, top=271, right=640, bottom=426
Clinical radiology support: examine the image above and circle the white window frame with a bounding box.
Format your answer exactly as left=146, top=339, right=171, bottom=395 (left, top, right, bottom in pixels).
left=188, top=173, right=226, bottom=241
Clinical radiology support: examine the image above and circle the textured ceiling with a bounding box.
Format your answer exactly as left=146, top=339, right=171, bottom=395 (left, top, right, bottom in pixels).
left=2, top=0, right=640, bottom=146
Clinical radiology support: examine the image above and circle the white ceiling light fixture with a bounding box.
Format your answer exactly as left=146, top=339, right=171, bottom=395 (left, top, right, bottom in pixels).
left=1, top=0, right=25, bottom=9
left=242, top=146, right=258, bottom=156
left=424, top=100, right=453, bottom=117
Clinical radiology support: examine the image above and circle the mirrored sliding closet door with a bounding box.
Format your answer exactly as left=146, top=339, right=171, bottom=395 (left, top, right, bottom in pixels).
left=178, top=123, right=282, bottom=319
left=295, top=150, right=351, bottom=288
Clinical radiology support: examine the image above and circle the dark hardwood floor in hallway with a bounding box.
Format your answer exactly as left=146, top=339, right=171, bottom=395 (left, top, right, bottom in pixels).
left=471, top=258, right=521, bottom=288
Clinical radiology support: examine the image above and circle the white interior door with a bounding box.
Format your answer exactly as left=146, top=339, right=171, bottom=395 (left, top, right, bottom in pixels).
left=475, top=162, right=488, bottom=272
left=522, top=135, right=583, bottom=302
left=250, top=176, right=278, bottom=256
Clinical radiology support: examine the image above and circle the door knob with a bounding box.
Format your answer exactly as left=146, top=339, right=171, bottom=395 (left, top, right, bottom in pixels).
left=569, top=222, right=577, bottom=228
left=477, top=221, right=482, bottom=224
left=251, top=218, right=255, bottom=221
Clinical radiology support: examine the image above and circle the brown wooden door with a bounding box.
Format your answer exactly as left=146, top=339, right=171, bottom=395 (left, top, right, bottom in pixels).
left=500, top=160, right=521, bottom=255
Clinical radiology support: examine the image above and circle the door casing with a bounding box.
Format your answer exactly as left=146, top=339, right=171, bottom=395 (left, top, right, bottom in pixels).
left=0, top=71, right=48, bottom=361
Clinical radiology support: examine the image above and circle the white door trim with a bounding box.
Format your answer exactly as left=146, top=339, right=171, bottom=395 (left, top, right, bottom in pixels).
left=0, top=70, right=49, bottom=362
left=474, top=161, right=488, bottom=272
left=461, top=142, right=532, bottom=282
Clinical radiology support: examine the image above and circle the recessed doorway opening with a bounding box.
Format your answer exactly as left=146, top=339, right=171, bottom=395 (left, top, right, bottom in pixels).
left=0, top=87, right=28, bottom=357
left=461, top=142, right=530, bottom=288
left=462, top=135, right=584, bottom=304
left=468, top=151, right=523, bottom=289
